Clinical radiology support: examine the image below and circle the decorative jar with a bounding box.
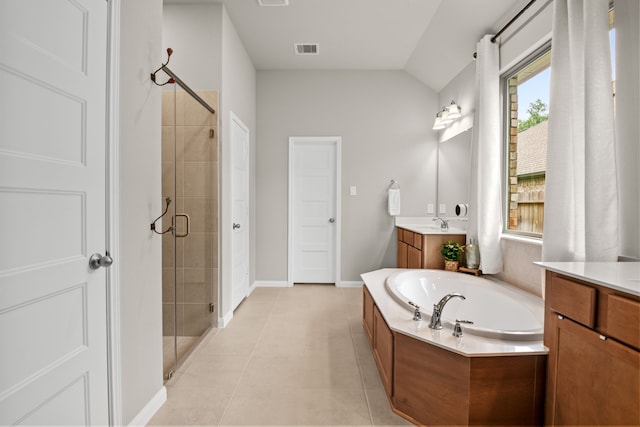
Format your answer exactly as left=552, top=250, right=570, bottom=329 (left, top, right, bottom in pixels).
left=465, top=238, right=480, bottom=269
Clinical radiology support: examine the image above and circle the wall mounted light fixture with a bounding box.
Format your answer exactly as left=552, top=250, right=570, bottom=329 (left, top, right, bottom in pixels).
left=432, top=100, right=462, bottom=130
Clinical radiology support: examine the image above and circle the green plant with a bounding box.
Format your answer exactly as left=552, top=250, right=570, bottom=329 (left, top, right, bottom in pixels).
left=441, top=240, right=463, bottom=261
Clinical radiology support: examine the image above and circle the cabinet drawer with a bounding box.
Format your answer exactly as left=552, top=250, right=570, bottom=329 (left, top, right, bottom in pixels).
left=607, top=294, right=640, bottom=349
left=401, top=229, right=414, bottom=245
left=548, top=275, right=596, bottom=328
left=412, top=233, right=422, bottom=250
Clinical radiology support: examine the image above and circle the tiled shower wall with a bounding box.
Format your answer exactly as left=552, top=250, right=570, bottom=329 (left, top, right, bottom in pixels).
left=161, top=90, right=219, bottom=337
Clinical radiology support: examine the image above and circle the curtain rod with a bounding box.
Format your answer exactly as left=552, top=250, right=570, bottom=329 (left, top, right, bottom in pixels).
left=473, top=0, right=538, bottom=59
left=491, top=0, right=538, bottom=43
left=161, top=65, right=216, bottom=115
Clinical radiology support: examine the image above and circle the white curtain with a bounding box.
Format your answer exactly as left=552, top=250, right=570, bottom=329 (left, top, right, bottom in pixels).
left=542, top=0, right=618, bottom=262
left=467, top=34, right=503, bottom=274
left=613, top=0, right=640, bottom=258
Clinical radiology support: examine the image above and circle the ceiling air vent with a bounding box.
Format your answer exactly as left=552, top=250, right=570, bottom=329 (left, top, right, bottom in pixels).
left=257, top=0, right=289, bottom=6
left=294, top=43, right=319, bottom=55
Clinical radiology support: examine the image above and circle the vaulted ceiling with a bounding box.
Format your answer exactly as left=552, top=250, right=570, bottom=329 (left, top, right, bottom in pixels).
left=173, top=0, right=531, bottom=92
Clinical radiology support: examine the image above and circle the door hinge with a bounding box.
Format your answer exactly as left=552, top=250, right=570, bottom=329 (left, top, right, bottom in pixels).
left=209, top=303, right=215, bottom=313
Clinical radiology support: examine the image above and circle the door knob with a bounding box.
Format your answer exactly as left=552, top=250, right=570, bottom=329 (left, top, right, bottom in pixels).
left=329, top=218, right=335, bottom=223
left=233, top=223, right=241, bottom=230
left=89, top=253, right=113, bottom=270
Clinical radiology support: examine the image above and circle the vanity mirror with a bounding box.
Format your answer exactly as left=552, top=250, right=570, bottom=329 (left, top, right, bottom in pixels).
left=436, top=129, right=472, bottom=219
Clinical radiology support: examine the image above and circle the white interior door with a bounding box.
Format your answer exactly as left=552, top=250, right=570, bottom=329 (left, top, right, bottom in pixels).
left=289, top=137, right=341, bottom=284
left=0, top=1, right=110, bottom=424
left=231, top=112, right=250, bottom=310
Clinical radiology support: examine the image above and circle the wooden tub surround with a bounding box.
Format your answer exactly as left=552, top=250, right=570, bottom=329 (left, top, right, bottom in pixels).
left=361, top=269, right=547, bottom=426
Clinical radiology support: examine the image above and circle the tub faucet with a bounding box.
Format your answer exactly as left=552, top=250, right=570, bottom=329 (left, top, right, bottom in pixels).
left=433, top=217, right=449, bottom=230
left=429, top=293, right=465, bottom=330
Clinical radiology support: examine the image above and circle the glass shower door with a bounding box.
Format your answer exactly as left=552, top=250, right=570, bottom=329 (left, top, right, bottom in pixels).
left=161, top=86, right=218, bottom=380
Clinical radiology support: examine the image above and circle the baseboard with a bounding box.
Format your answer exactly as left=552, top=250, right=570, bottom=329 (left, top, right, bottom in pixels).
left=253, top=280, right=291, bottom=287
left=218, top=310, right=233, bottom=328
left=251, top=280, right=362, bottom=288
left=127, top=386, right=166, bottom=426
left=337, top=281, right=363, bottom=288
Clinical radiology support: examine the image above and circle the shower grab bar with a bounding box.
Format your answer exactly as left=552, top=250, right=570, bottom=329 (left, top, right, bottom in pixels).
left=174, top=213, right=190, bottom=238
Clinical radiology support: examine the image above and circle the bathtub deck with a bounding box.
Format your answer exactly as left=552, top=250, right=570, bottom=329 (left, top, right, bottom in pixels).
left=361, top=268, right=548, bottom=356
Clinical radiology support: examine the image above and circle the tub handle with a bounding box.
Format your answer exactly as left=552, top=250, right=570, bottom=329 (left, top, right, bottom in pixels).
left=453, top=319, right=474, bottom=338
left=407, top=301, right=422, bottom=321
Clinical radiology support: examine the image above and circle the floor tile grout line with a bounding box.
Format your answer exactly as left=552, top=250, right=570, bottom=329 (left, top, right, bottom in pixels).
left=164, top=285, right=378, bottom=426
left=216, top=289, right=280, bottom=426
left=340, top=287, right=376, bottom=426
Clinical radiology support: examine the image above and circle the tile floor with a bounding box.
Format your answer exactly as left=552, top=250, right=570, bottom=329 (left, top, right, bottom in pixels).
left=163, top=336, right=200, bottom=377
left=148, top=284, right=412, bottom=426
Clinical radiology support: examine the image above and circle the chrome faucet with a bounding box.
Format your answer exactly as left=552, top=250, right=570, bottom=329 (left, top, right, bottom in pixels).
left=433, top=217, right=449, bottom=230
left=408, top=301, right=422, bottom=321
left=428, top=293, right=465, bottom=330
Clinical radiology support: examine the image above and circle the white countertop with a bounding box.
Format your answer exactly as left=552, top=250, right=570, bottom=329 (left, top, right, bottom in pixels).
left=535, top=261, right=640, bottom=297
left=361, top=268, right=547, bottom=357
left=395, top=216, right=467, bottom=235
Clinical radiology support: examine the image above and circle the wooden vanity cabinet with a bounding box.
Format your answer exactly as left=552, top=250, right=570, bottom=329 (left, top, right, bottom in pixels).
left=544, top=271, right=640, bottom=426
left=362, top=286, right=394, bottom=397
left=396, top=227, right=465, bottom=269
left=363, top=286, right=374, bottom=343
left=373, top=305, right=393, bottom=396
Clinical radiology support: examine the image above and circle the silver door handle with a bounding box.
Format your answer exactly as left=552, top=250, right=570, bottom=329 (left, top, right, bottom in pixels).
left=329, top=218, right=335, bottom=223
left=89, top=253, right=113, bottom=270
left=233, top=223, right=241, bottom=230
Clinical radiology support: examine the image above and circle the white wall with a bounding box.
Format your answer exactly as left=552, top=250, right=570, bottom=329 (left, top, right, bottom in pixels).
left=118, top=0, right=164, bottom=423
left=256, top=70, right=438, bottom=283
left=162, top=3, right=222, bottom=91
left=437, top=61, right=475, bottom=218
left=438, top=61, right=475, bottom=144
left=220, top=6, right=257, bottom=322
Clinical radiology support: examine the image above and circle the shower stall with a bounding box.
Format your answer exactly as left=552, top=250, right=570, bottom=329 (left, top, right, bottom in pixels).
left=158, top=75, right=219, bottom=379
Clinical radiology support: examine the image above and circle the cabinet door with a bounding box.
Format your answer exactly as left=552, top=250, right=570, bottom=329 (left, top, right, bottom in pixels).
left=373, top=306, right=394, bottom=397
left=397, top=241, right=408, bottom=268
left=362, top=287, right=374, bottom=345
left=548, top=315, right=640, bottom=425
left=407, top=245, right=422, bottom=269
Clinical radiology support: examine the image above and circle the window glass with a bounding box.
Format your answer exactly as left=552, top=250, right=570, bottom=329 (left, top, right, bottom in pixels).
left=502, top=8, right=615, bottom=237
left=504, top=48, right=551, bottom=236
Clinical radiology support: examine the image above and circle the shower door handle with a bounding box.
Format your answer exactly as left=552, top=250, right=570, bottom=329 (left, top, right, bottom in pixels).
left=174, top=213, right=190, bottom=238
left=233, top=223, right=241, bottom=230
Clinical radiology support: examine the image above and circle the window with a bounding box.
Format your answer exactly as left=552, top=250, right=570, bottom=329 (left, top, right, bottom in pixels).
left=503, top=47, right=551, bottom=236
left=502, top=8, right=615, bottom=237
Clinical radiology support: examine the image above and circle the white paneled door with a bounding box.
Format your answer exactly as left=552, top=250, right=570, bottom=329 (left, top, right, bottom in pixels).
left=0, top=1, right=110, bottom=424
left=231, top=112, right=250, bottom=311
left=289, top=137, right=341, bottom=285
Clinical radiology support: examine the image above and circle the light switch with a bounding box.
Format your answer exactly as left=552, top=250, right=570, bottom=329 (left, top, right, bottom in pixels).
left=350, top=186, right=357, bottom=196
left=427, top=204, right=434, bottom=214
left=439, top=204, right=446, bottom=214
